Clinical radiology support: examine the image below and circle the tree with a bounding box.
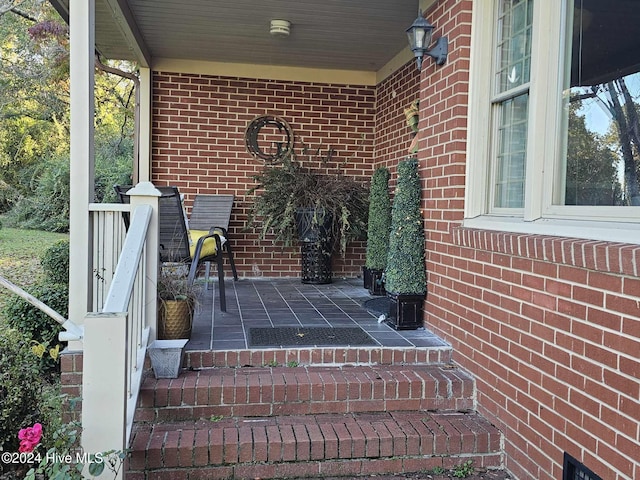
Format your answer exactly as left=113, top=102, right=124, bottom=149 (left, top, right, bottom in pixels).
left=566, top=102, right=623, bottom=206
left=0, top=0, right=136, bottom=226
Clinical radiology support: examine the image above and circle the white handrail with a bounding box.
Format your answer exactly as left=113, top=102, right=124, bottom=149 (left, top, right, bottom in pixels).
left=0, top=275, right=84, bottom=341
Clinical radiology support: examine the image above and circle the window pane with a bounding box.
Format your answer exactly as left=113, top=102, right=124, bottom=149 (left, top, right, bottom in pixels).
left=494, top=94, right=528, bottom=208
left=496, top=0, right=533, bottom=93
left=562, top=0, right=640, bottom=206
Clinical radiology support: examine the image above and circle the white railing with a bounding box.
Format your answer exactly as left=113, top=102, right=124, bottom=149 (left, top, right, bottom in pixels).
left=81, top=183, right=160, bottom=478
left=90, top=203, right=129, bottom=312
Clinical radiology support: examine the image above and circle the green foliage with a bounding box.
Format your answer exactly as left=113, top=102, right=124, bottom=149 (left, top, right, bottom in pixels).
left=25, top=422, right=128, bottom=480
left=95, top=155, right=133, bottom=203
left=0, top=329, right=44, bottom=453
left=566, top=102, right=623, bottom=206
left=41, top=239, right=69, bottom=284
left=3, top=281, right=67, bottom=356
left=3, top=155, right=70, bottom=232
left=0, top=179, right=19, bottom=213
left=0, top=5, right=136, bottom=232
left=365, top=166, right=391, bottom=270
left=384, top=158, right=426, bottom=295
left=452, top=460, right=475, bottom=478
left=248, top=155, right=369, bottom=256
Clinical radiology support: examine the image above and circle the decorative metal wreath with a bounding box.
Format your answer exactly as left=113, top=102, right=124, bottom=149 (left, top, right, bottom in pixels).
left=244, top=115, right=294, bottom=164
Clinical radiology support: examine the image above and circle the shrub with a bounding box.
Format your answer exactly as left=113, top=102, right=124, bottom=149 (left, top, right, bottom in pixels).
left=3, top=281, right=67, bottom=377
left=3, top=156, right=70, bottom=232
left=0, top=179, right=19, bottom=214
left=0, top=329, right=44, bottom=453
left=41, top=240, right=70, bottom=284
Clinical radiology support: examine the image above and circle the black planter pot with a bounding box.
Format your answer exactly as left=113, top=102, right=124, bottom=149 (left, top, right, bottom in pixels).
left=385, top=292, right=424, bottom=330
left=295, top=208, right=332, bottom=243
left=362, top=266, right=373, bottom=289
left=367, top=269, right=385, bottom=296
left=296, top=208, right=334, bottom=284
left=300, top=242, right=332, bottom=284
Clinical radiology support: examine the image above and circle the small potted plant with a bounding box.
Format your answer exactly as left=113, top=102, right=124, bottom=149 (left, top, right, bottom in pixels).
left=363, top=166, right=391, bottom=295
left=384, top=158, right=426, bottom=330
left=156, top=265, right=200, bottom=340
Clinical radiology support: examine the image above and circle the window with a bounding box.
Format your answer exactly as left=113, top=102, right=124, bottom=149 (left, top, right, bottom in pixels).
left=492, top=0, right=532, bottom=210
left=466, top=0, right=640, bottom=243
left=562, top=452, right=603, bottom=480
left=562, top=0, right=640, bottom=207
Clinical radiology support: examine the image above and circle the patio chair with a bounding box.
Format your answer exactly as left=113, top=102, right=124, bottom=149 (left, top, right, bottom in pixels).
left=114, top=185, right=229, bottom=311
left=188, top=194, right=238, bottom=283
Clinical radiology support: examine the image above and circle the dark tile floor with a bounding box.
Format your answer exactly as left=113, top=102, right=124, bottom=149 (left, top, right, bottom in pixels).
left=186, top=277, right=449, bottom=352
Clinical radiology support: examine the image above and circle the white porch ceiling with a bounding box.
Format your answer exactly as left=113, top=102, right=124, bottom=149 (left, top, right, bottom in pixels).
left=51, top=0, right=424, bottom=73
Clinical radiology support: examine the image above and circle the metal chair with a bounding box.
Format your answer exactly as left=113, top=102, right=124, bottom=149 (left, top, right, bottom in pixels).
left=114, top=185, right=228, bottom=311
left=188, top=194, right=238, bottom=282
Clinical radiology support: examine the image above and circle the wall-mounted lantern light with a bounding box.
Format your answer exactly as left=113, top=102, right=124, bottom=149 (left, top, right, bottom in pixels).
left=406, top=10, right=448, bottom=70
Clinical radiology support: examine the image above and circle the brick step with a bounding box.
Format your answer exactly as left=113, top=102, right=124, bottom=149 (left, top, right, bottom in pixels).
left=135, top=364, right=475, bottom=423
left=127, top=411, right=502, bottom=480
left=185, top=345, right=453, bottom=369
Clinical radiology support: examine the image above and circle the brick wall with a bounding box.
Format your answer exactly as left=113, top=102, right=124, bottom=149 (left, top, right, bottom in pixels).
left=60, top=351, right=83, bottom=423
left=418, top=1, right=640, bottom=480
left=374, top=62, right=420, bottom=180
left=152, top=74, right=383, bottom=278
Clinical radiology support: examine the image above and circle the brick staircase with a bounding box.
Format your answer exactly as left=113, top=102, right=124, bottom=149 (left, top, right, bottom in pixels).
left=127, top=347, right=503, bottom=479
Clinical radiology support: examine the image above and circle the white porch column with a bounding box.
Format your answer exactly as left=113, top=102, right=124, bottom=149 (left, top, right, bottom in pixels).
left=67, top=0, right=95, bottom=351
left=138, top=67, right=153, bottom=182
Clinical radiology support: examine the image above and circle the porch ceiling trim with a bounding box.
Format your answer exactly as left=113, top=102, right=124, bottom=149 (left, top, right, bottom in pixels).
left=103, top=0, right=151, bottom=67
left=152, top=58, right=378, bottom=86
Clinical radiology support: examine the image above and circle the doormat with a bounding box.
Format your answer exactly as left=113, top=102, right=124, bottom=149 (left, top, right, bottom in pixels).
left=363, top=297, right=390, bottom=317
left=248, top=327, right=376, bottom=347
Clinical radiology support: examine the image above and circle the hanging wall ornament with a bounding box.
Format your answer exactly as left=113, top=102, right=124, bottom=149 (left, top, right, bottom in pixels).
left=245, top=115, right=294, bottom=164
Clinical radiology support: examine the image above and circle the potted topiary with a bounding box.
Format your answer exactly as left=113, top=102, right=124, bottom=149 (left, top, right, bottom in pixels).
left=248, top=153, right=368, bottom=284
left=363, top=167, right=391, bottom=295
left=384, top=158, right=426, bottom=330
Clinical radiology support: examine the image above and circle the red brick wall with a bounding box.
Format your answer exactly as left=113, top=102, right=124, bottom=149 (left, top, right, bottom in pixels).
left=374, top=62, right=420, bottom=181
left=152, top=74, right=378, bottom=278
left=60, top=352, right=83, bottom=423
left=152, top=69, right=419, bottom=279
left=418, top=1, right=640, bottom=480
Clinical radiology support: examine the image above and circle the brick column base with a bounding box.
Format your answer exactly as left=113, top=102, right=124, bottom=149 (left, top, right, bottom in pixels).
left=60, top=350, right=83, bottom=423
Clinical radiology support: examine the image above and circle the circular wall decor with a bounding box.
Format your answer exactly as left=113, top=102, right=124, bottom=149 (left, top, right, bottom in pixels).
left=245, top=115, right=294, bottom=164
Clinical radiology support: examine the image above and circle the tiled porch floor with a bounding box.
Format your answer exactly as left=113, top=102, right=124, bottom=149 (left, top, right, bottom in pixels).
left=186, top=277, right=449, bottom=352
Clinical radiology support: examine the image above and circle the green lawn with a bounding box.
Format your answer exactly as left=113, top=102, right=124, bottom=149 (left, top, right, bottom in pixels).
left=0, top=226, right=69, bottom=316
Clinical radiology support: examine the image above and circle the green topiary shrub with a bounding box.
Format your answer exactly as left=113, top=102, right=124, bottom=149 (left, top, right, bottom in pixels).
left=41, top=239, right=70, bottom=285
left=0, top=329, right=44, bottom=453
left=384, top=158, right=426, bottom=295
left=365, top=167, right=391, bottom=270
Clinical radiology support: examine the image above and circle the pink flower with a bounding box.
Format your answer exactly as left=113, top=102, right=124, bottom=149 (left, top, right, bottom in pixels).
left=18, top=423, right=42, bottom=452
left=19, top=440, right=35, bottom=453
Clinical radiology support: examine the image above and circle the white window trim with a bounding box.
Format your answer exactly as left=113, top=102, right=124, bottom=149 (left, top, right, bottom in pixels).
left=465, top=0, right=640, bottom=245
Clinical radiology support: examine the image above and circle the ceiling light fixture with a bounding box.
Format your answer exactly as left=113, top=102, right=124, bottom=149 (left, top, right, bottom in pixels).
left=270, top=19, right=291, bottom=37
left=406, top=10, right=448, bottom=70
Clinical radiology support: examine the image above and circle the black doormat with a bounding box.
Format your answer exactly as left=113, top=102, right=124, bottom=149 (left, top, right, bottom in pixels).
left=363, top=297, right=390, bottom=317
left=248, top=327, right=376, bottom=347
